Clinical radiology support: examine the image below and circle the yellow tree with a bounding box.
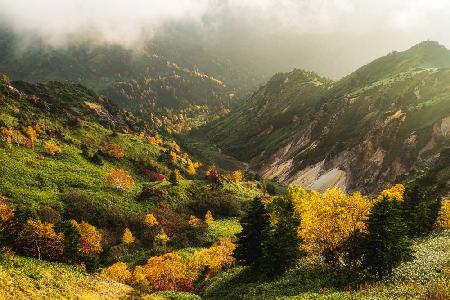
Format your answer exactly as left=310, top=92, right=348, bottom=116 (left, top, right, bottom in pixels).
left=186, top=160, right=197, bottom=176
left=25, top=126, right=37, bottom=148
left=435, top=199, right=450, bottom=230
left=143, top=252, right=190, bottom=291
left=122, top=227, right=136, bottom=245
left=298, top=188, right=372, bottom=260
left=0, top=127, right=13, bottom=147
left=205, top=210, right=213, bottom=225
left=144, top=213, right=159, bottom=227
left=104, top=262, right=132, bottom=283
left=71, top=220, right=103, bottom=257
left=107, top=168, right=135, bottom=191
left=231, top=170, right=243, bottom=184
left=188, top=238, right=236, bottom=279
left=376, top=184, right=405, bottom=202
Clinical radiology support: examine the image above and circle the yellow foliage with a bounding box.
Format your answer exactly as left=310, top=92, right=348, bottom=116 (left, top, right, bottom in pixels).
left=147, top=136, right=163, bottom=145
left=144, top=213, right=159, bottom=227
left=107, top=168, right=135, bottom=191
left=45, top=141, right=62, bottom=156
left=188, top=238, right=236, bottom=279
left=188, top=215, right=202, bottom=228
left=205, top=210, right=214, bottom=225
left=104, top=262, right=132, bottom=283
left=142, top=252, right=189, bottom=291
left=298, top=188, right=372, bottom=255
left=0, top=194, right=14, bottom=223
left=0, top=126, right=13, bottom=146
left=376, top=184, right=405, bottom=202
left=155, top=229, right=169, bottom=245
left=435, top=199, right=450, bottom=230
left=186, top=160, right=197, bottom=175
left=19, top=220, right=64, bottom=260
left=231, top=170, right=244, bottom=184
left=166, top=141, right=181, bottom=153
left=169, top=151, right=177, bottom=164
left=71, top=220, right=103, bottom=257
left=122, top=227, right=136, bottom=245
left=25, top=126, right=37, bottom=147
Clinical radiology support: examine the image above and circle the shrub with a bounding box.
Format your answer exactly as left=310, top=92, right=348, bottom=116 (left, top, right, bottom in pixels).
left=45, top=141, right=62, bottom=156
left=122, top=227, right=136, bottom=245
left=104, top=262, right=132, bottom=284
left=143, top=169, right=166, bottom=182
left=139, top=252, right=193, bottom=292
left=107, top=168, right=135, bottom=191
left=102, top=142, right=125, bottom=159
left=138, top=186, right=168, bottom=202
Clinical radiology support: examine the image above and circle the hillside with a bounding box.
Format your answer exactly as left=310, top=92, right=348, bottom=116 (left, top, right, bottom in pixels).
left=203, top=230, right=450, bottom=299
left=201, top=41, right=450, bottom=194
left=0, top=27, right=267, bottom=135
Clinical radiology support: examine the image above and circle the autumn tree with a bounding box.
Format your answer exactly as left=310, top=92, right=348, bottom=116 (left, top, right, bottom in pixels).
left=376, top=184, right=405, bottom=202
left=103, top=142, right=125, bottom=158
left=71, top=220, right=103, bottom=257
left=298, top=188, right=372, bottom=264
left=234, top=197, right=270, bottom=267
left=122, top=227, right=136, bottom=245
left=142, top=252, right=193, bottom=292
left=104, top=262, right=132, bottom=283
left=231, top=170, right=244, bottom=184
left=25, top=126, right=37, bottom=148
left=0, top=126, right=13, bottom=147
left=189, top=238, right=236, bottom=280
left=107, top=168, right=135, bottom=191
left=361, top=196, right=413, bottom=279
left=45, top=141, right=62, bottom=156
left=18, top=220, right=64, bottom=260
left=204, top=210, right=213, bottom=225
left=435, top=199, right=450, bottom=230
left=144, top=213, right=159, bottom=227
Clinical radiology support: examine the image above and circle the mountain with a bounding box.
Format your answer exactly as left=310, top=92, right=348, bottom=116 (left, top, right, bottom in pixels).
left=201, top=41, right=450, bottom=194
left=0, top=27, right=266, bottom=124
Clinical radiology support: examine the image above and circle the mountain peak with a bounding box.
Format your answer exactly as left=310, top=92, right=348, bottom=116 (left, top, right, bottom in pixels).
left=408, top=40, right=447, bottom=52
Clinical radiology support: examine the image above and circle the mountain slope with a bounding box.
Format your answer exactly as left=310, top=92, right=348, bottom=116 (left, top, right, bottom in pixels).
left=201, top=42, right=450, bottom=194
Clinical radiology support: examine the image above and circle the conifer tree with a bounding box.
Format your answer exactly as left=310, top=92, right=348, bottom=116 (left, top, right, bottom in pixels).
left=234, top=197, right=270, bottom=267
left=362, top=196, right=413, bottom=279
left=261, top=197, right=302, bottom=277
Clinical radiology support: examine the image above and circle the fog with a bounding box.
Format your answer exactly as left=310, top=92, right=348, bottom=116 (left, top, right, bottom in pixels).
left=1, top=0, right=450, bottom=78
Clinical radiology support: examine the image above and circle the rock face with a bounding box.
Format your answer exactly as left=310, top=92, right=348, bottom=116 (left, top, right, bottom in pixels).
left=203, top=41, right=450, bottom=194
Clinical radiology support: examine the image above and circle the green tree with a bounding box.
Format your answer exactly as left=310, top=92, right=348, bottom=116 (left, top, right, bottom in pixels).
left=362, top=197, right=413, bottom=279
left=234, top=197, right=270, bottom=267
left=55, top=220, right=81, bottom=262
left=402, top=184, right=440, bottom=236
left=261, top=197, right=302, bottom=277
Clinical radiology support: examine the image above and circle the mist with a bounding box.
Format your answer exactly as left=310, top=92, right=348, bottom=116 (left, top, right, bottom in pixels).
left=1, top=0, right=450, bottom=78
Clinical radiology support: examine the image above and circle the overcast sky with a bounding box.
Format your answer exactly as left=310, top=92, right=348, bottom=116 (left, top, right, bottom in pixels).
left=1, top=0, right=450, bottom=78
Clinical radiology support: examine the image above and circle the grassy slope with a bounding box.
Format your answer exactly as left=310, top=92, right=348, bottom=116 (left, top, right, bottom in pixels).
left=0, top=253, right=132, bottom=299
left=203, top=231, right=450, bottom=300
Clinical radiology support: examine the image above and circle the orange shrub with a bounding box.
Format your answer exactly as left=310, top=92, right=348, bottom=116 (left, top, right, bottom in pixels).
left=71, top=220, right=103, bottom=257
left=122, top=227, right=136, bottom=245
left=104, top=262, right=132, bottom=283
left=45, top=141, right=62, bottom=156
left=103, top=142, right=125, bottom=158
left=107, top=168, right=135, bottom=191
